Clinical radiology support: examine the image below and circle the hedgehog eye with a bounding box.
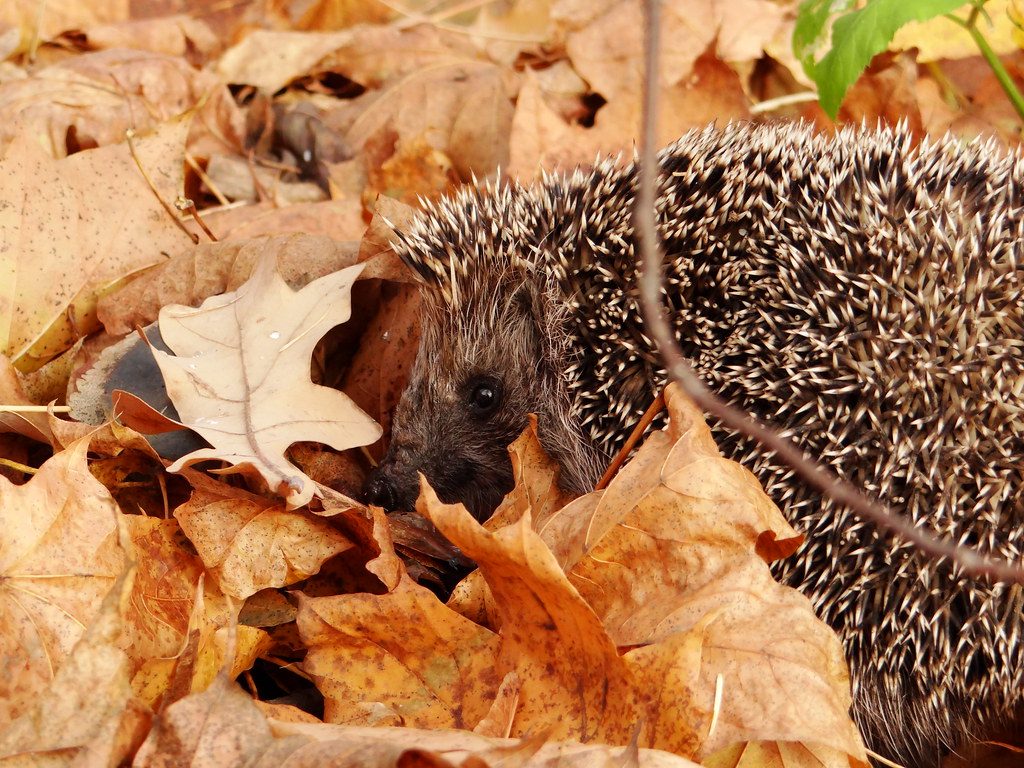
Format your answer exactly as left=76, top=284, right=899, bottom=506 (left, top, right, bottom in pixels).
left=468, top=380, right=501, bottom=416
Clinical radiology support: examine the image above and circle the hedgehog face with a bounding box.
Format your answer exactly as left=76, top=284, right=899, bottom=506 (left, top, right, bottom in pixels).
left=365, top=277, right=562, bottom=520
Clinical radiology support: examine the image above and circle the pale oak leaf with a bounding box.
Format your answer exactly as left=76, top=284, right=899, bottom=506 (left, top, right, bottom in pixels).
left=153, top=254, right=382, bottom=507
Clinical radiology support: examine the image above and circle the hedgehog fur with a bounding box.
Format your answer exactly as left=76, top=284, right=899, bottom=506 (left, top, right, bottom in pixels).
left=364, top=121, right=1024, bottom=767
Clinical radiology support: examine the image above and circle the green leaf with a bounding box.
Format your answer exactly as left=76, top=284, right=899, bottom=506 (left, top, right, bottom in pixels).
left=793, top=0, right=856, bottom=79
left=796, top=0, right=969, bottom=117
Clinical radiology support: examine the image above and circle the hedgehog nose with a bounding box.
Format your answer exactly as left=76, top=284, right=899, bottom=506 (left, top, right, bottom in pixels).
left=364, top=473, right=397, bottom=511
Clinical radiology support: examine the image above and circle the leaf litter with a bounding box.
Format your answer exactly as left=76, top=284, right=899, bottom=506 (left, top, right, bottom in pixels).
left=0, top=0, right=1016, bottom=765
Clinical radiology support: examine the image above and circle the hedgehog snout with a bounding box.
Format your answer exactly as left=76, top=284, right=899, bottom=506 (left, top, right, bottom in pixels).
left=363, top=459, right=419, bottom=513
left=363, top=432, right=515, bottom=521
left=363, top=471, right=399, bottom=510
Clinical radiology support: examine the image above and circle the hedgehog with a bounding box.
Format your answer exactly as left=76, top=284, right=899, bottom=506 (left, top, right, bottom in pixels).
left=363, top=121, right=1024, bottom=767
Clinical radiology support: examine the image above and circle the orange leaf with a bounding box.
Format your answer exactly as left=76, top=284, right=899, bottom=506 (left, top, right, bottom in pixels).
left=0, top=438, right=126, bottom=727
left=0, top=118, right=194, bottom=370
left=421, top=486, right=641, bottom=745
left=175, top=474, right=353, bottom=599
left=298, top=513, right=501, bottom=729
left=0, top=568, right=149, bottom=763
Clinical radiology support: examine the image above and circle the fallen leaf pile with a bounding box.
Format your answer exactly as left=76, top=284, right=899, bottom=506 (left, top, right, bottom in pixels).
left=0, top=0, right=1020, bottom=766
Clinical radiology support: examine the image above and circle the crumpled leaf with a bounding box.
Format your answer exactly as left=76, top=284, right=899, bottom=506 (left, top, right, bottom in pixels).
left=339, top=62, right=515, bottom=181
left=125, top=517, right=269, bottom=712
left=0, top=0, right=126, bottom=52
left=75, top=14, right=221, bottom=59
left=0, top=437, right=126, bottom=728
left=298, top=509, right=501, bottom=728
left=557, top=387, right=862, bottom=762
left=426, top=386, right=864, bottom=764
left=133, top=674, right=275, bottom=768
left=0, top=48, right=231, bottom=158
left=217, top=29, right=354, bottom=92
left=134, top=672, right=702, bottom=768
left=120, top=516, right=233, bottom=673
left=98, top=234, right=360, bottom=336
left=447, top=417, right=579, bottom=627
left=175, top=470, right=354, bottom=599
left=422, top=489, right=642, bottom=746
left=0, top=567, right=149, bottom=765
left=705, top=741, right=865, bottom=768
left=0, top=354, right=51, bottom=443
left=152, top=253, right=382, bottom=508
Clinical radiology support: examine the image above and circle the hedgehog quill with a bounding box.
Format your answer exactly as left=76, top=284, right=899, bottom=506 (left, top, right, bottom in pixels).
left=364, top=121, right=1024, bottom=767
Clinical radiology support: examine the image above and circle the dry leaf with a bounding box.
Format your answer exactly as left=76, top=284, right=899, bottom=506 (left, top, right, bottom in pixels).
left=421, top=487, right=641, bottom=745
left=0, top=354, right=51, bottom=442
left=48, top=412, right=163, bottom=457
left=0, top=2, right=1014, bottom=763
left=217, top=29, right=354, bottom=92
left=339, top=281, right=420, bottom=453
left=473, top=0, right=555, bottom=65
left=0, top=0, right=127, bottom=51
left=829, top=52, right=924, bottom=133
left=0, top=118, right=194, bottom=370
left=471, top=671, right=520, bottom=739
left=340, top=62, right=514, bottom=180
left=705, top=741, right=866, bottom=768
left=298, top=515, right=501, bottom=728
left=135, top=672, right=702, bottom=768
left=447, top=419, right=579, bottom=627
left=315, top=24, right=480, bottom=90
left=152, top=253, right=382, bottom=507
left=120, top=516, right=235, bottom=675
left=0, top=568, right=149, bottom=765
left=429, top=386, right=863, bottom=763
left=0, top=438, right=126, bottom=728
left=78, top=14, right=221, bottom=59
left=98, top=234, right=360, bottom=336
left=175, top=472, right=354, bottom=599
left=0, top=48, right=230, bottom=157
left=128, top=532, right=267, bottom=713
left=508, top=68, right=601, bottom=179
left=134, top=674, right=277, bottom=767
left=275, top=0, right=394, bottom=31
left=191, top=198, right=367, bottom=243
left=556, top=387, right=863, bottom=762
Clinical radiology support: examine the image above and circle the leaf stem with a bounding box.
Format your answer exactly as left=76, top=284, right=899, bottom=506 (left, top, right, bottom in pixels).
left=946, top=11, right=1024, bottom=122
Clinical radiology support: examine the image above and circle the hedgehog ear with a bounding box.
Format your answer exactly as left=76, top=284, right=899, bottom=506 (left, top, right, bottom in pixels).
left=509, top=279, right=548, bottom=332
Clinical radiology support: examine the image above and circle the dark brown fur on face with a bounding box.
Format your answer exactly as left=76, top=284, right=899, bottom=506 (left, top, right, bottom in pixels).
left=364, top=266, right=582, bottom=521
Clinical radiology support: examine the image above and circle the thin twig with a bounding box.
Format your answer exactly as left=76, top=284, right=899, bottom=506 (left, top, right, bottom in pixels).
left=126, top=128, right=199, bottom=244
left=176, top=197, right=219, bottom=242
left=185, top=152, right=230, bottom=206
left=595, top=391, right=665, bottom=490
left=0, top=458, right=38, bottom=475
left=635, top=0, right=1024, bottom=584
left=245, top=149, right=271, bottom=203
left=749, top=91, right=819, bottom=114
